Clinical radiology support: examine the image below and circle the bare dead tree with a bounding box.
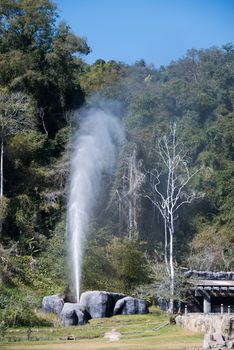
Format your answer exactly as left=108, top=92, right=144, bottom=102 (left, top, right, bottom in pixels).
left=146, top=123, right=203, bottom=313
left=112, top=145, right=145, bottom=240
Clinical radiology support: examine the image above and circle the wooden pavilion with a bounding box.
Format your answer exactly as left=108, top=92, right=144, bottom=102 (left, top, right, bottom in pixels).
left=191, top=279, right=234, bottom=313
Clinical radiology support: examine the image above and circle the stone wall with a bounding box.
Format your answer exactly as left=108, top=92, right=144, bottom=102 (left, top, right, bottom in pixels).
left=176, top=314, right=234, bottom=336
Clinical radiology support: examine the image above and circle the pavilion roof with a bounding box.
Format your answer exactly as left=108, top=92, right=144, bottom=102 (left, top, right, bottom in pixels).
left=192, top=280, right=234, bottom=287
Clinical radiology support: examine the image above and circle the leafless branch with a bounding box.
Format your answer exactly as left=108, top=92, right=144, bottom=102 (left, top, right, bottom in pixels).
left=39, top=107, right=48, bottom=136
left=146, top=122, right=204, bottom=313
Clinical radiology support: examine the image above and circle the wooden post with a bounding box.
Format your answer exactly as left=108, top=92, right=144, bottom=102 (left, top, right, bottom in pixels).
left=221, top=304, right=224, bottom=315
left=228, top=306, right=230, bottom=315
left=185, top=305, right=188, bottom=316
left=203, top=295, right=211, bottom=314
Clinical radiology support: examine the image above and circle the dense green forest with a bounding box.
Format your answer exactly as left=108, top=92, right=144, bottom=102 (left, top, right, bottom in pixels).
left=0, top=0, right=233, bottom=326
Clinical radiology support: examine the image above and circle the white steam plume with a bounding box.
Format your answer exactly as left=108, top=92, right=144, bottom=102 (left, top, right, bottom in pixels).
left=67, top=107, right=123, bottom=302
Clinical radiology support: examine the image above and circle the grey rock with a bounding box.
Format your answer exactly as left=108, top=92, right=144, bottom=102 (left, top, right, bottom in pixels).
left=113, top=296, right=149, bottom=315
left=212, top=332, right=226, bottom=347
left=80, top=291, right=125, bottom=318
left=60, top=303, right=77, bottom=326
left=42, top=295, right=64, bottom=315
left=226, top=340, right=234, bottom=349
left=60, top=302, right=91, bottom=326
left=67, top=334, right=76, bottom=340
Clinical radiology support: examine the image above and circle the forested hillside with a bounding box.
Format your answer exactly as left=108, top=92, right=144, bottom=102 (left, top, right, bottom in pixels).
left=0, top=0, right=233, bottom=326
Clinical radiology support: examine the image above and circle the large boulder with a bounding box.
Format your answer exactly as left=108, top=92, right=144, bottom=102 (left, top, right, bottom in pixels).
left=80, top=291, right=125, bottom=318
left=42, top=294, right=64, bottom=315
left=60, top=302, right=91, bottom=326
left=113, top=296, right=149, bottom=315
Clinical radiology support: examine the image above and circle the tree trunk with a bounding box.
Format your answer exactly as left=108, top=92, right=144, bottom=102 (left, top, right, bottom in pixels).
left=128, top=148, right=140, bottom=240
left=164, top=220, right=169, bottom=274
left=168, top=225, right=174, bottom=314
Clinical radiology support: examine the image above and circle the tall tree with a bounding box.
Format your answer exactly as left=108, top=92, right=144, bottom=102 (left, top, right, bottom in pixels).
left=146, top=123, right=203, bottom=313
left=0, top=0, right=90, bottom=136
left=0, top=91, right=34, bottom=233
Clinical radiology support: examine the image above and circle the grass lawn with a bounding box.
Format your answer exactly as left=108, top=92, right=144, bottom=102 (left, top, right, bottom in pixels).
left=0, top=308, right=203, bottom=350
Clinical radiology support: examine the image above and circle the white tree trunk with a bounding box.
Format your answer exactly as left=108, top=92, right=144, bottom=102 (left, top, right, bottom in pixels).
left=115, top=146, right=144, bottom=240
left=128, top=148, right=139, bottom=240
left=169, top=230, right=174, bottom=313
left=164, top=220, right=169, bottom=274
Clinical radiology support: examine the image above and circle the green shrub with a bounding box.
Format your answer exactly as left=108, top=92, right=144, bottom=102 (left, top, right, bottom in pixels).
left=0, top=286, right=51, bottom=327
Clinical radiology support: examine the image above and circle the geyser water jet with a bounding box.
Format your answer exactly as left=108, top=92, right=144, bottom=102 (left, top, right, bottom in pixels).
left=67, top=107, right=123, bottom=302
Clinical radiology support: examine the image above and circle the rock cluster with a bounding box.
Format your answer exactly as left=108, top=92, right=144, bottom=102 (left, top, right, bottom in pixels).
left=203, top=333, right=234, bottom=349
left=42, top=291, right=148, bottom=326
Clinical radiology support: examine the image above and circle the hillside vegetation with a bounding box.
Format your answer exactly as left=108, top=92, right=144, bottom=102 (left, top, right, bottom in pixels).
left=0, top=0, right=233, bottom=327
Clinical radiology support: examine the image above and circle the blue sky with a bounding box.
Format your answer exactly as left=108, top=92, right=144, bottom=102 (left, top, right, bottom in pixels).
left=55, top=0, right=234, bottom=67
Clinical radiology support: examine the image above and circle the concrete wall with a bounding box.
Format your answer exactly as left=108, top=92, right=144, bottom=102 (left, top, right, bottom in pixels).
left=176, top=314, right=234, bottom=336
